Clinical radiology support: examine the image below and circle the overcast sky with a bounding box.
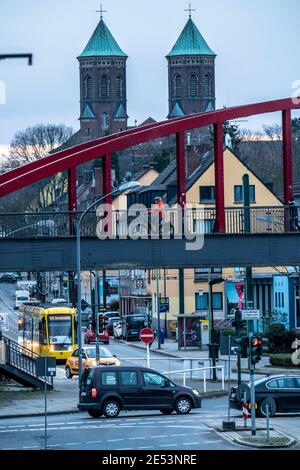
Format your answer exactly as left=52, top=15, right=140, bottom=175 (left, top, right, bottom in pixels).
left=0, top=0, right=299, bottom=147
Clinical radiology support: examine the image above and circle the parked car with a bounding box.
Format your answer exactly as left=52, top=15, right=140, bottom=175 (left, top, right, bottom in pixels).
left=106, top=317, right=120, bottom=336
left=78, top=366, right=201, bottom=418
left=113, top=320, right=123, bottom=340
left=231, top=374, right=300, bottom=417
left=84, top=327, right=109, bottom=345
left=0, top=273, right=18, bottom=283
left=65, top=346, right=120, bottom=378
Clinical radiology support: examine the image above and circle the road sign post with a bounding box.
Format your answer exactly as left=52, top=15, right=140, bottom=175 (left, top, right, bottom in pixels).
left=140, top=328, right=154, bottom=368
left=36, top=357, right=56, bottom=450
left=248, top=330, right=257, bottom=436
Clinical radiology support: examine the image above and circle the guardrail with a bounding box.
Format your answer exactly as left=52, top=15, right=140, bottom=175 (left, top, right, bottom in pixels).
left=162, top=366, right=225, bottom=392
left=0, top=206, right=298, bottom=239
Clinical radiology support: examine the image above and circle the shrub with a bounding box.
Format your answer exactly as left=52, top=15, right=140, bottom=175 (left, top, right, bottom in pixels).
left=269, top=354, right=299, bottom=368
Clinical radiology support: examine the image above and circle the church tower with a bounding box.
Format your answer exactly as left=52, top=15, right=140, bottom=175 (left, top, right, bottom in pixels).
left=166, top=7, right=216, bottom=118
left=78, top=11, right=128, bottom=139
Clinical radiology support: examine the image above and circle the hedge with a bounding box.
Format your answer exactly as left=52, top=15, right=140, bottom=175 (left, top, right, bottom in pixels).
left=269, top=354, right=300, bottom=368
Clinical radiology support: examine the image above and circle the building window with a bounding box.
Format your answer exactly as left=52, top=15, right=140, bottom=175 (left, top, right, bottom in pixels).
left=99, top=75, right=109, bottom=98
left=189, top=73, right=198, bottom=97
left=195, top=292, right=223, bottom=311
left=84, top=76, right=92, bottom=99
left=234, top=185, right=256, bottom=203
left=195, top=268, right=222, bottom=280
left=204, top=74, right=212, bottom=97
left=116, top=76, right=122, bottom=98
left=174, top=74, right=182, bottom=98
left=101, top=112, right=109, bottom=130
left=200, top=186, right=216, bottom=203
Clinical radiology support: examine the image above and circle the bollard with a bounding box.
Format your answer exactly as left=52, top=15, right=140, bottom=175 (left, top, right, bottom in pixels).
left=242, top=392, right=249, bottom=428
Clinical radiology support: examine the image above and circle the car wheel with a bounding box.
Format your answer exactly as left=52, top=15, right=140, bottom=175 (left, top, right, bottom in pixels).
left=103, top=400, right=120, bottom=418
left=65, top=366, right=73, bottom=379
left=88, top=410, right=102, bottom=419
left=160, top=409, right=173, bottom=415
left=258, top=397, right=276, bottom=417
left=175, top=397, right=192, bottom=415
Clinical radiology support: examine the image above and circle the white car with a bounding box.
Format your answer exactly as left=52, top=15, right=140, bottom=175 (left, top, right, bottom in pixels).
left=113, top=320, right=123, bottom=340
left=51, top=298, right=68, bottom=304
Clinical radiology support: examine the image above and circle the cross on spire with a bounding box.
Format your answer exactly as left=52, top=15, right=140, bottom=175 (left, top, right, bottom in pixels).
left=185, top=3, right=195, bottom=18
left=96, top=4, right=107, bottom=20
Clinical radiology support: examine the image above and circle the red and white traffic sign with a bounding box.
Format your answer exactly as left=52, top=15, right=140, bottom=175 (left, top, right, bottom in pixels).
left=140, top=328, right=154, bottom=344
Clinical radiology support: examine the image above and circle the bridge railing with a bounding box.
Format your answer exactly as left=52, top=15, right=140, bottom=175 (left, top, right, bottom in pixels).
left=3, top=336, right=53, bottom=387
left=0, top=206, right=298, bottom=239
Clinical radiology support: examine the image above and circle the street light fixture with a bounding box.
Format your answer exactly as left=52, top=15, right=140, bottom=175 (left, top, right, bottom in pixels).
left=0, top=53, right=33, bottom=65
left=77, top=180, right=140, bottom=384
left=208, top=277, right=225, bottom=381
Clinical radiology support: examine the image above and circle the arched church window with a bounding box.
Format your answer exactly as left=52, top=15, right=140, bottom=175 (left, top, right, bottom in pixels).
left=189, top=73, right=198, bottom=97
left=84, top=76, right=92, bottom=99
left=116, top=76, right=122, bottom=98
left=204, top=74, right=212, bottom=97
left=174, top=75, right=182, bottom=98
left=101, top=112, right=109, bottom=130
left=99, top=76, right=110, bottom=98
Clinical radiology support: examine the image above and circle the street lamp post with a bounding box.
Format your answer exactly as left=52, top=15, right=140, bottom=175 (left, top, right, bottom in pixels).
left=208, top=277, right=225, bottom=381
left=76, top=181, right=140, bottom=384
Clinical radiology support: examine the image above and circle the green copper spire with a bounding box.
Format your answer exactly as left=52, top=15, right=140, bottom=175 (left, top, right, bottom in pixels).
left=167, top=18, right=216, bottom=57
left=80, top=18, right=127, bottom=58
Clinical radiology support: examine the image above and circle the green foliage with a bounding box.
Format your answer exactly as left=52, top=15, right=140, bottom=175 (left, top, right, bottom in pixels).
left=270, top=354, right=299, bottom=368
left=267, top=323, right=299, bottom=354
left=155, top=149, right=171, bottom=172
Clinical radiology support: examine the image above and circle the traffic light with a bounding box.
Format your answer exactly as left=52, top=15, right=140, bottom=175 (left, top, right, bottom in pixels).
left=98, top=314, right=107, bottom=334
left=250, top=337, right=262, bottom=365
left=261, top=337, right=269, bottom=354
left=234, top=336, right=248, bottom=358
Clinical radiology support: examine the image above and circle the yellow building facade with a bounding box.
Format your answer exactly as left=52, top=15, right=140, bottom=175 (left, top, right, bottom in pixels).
left=147, top=148, right=283, bottom=328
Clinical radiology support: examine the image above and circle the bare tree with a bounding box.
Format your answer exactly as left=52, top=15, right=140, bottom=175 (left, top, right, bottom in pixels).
left=1, top=123, right=73, bottom=212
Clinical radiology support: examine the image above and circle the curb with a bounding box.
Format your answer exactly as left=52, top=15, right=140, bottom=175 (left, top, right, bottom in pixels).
left=232, top=435, right=297, bottom=449
left=0, top=392, right=227, bottom=420
left=0, top=409, right=79, bottom=420
left=215, top=427, right=297, bottom=449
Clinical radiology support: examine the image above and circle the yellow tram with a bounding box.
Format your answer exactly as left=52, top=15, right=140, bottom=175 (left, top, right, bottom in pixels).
left=18, top=303, right=77, bottom=362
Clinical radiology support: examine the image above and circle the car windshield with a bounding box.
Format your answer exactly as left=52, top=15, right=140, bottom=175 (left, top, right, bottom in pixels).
left=127, top=316, right=146, bottom=328
left=17, top=296, right=29, bottom=301
left=86, top=347, right=113, bottom=359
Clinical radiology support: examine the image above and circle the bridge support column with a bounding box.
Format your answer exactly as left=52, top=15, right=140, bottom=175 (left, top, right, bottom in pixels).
left=282, top=109, right=293, bottom=205
left=176, top=132, right=186, bottom=207
left=68, top=167, right=77, bottom=235
left=176, top=132, right=186, bottom=323
left=103, top=153, right=112, bottom=233
left=214, top=123, right=225, bottom=233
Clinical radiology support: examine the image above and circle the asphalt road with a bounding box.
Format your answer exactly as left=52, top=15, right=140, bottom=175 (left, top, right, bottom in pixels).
left=0, top=282, right=18, bottom=340
left=0, top=398, right=240, bottom=451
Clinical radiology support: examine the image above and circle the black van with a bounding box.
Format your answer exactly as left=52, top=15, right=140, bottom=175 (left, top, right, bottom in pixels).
left=78, top=366, right=201, bottom=418
left=122, top=314, right=148, bottom=341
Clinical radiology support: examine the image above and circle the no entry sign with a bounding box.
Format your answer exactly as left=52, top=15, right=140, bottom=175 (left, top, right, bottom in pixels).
left=140, top=328, right=154, bottom=344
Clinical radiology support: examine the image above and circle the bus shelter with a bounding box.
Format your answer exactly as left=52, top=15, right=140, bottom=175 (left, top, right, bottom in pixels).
left=175, top=314, right=202, bottom=350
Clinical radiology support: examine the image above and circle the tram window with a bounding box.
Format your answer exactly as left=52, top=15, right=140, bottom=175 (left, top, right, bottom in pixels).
left=39, top=318, right=47, bottom=344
